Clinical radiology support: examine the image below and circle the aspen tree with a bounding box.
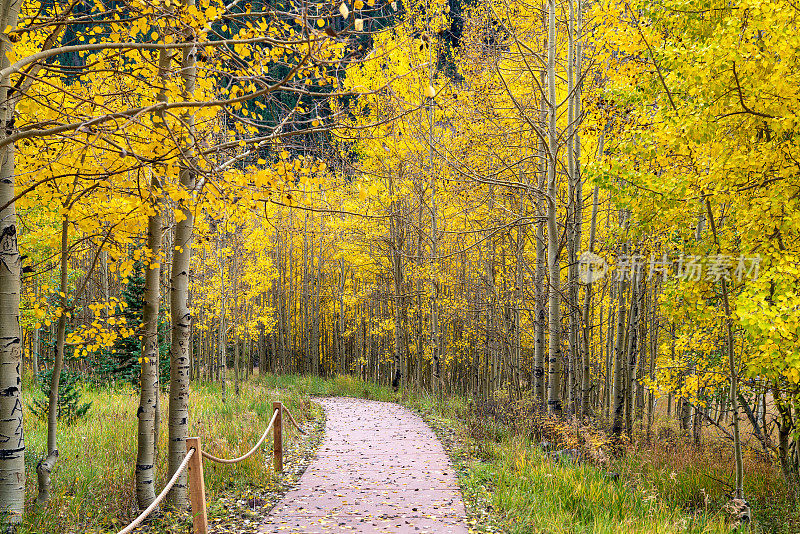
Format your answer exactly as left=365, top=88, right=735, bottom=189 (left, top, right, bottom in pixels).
left=167, top=2, right=198, bottom=502
left=0, top=0, right=24, bottom=522
left=565, top=0, right=578, bottom=414
left=36, top=165, right=92, bottom=503
left=581, top=127, right=602, bottom=418
left=135, top=176, right=163, bottom=508
left=706, top=199, right=744, bottom=500
left=35, top=211, right=69, bottom=505
left=533, top=61, right=547, bottom=405
left=545, top=0, right=562, bottom=415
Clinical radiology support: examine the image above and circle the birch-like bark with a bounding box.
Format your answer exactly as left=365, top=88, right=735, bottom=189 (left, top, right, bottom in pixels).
left=427, top=104, right=441, bottom=395
left=546, top=0, right=562, bottom=415
left=216, top=226, right=227, bottom=398
left=0, top=1, right=24, bottom=522
left=610, top=256, right=628, bottom=436
left=136, top=181, right=163, bottom=509
left=302, top=205, right=309, bottom=373
left=581, top=169, right=600, bottom=417
left=705, top=199, right=744, bottom=499
left=388, top=171, right=405, bottom=392
left=166, top=14, right=197, bottom=504
left=604, top=285, right=616, bottom=417
left=624, top=274, right=641, bottom=435
left=135, top=44, right=171, bottom=509
left=513, top=217, right=523, bottom=396
left=233, top=239, right=240, bottom=395
left=565, top=0, right=578, bottom=415
left=313, top=216, right=323, bottom=376
left=35, top=214, right=69, bottom=504
left=533, top=65, right=547, bottom=405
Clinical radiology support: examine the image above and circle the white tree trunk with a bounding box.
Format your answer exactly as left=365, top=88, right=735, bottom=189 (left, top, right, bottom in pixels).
left=166, top=34, right=196, bottom=502
left=136, top=189, right=162, bottom=508
left=0, top=0, right=24, bottom=522
left=546, top=0, right=562, bottom=416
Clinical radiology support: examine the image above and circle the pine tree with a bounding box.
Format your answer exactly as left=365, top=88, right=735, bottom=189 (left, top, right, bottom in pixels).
left=30, top=368, right=92, bottom=422
left=91, top=261, right=144, bottom=384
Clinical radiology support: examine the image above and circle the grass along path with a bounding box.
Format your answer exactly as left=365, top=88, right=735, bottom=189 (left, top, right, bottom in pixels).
left=20, top=373, right=785, bottom=533
left=21, top=378, right=315, bottom=533
left=260, top=375, right=746, bottom=533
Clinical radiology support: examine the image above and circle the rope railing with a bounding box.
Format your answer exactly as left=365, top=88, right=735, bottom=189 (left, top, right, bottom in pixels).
left=116, top=448, right=195, bottom=534
left=201, top=409, right=279, bottom=464
left=114, top=401, right=304, bottom=534
left=282, top=404, right=307, bottom=435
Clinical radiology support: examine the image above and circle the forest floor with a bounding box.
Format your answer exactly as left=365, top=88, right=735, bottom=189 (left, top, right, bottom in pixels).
left=19, top=373, right=799, bottom=533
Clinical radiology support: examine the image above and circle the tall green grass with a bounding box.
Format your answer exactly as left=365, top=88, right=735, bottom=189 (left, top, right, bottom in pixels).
left=616, top=437, right=799, bottom=533
left=254, top=372, right=397, bottom=401
left=22, top=372, right=791, bottom=534
left=20, top=377, right=312, bottom=533
left=464, top=437, right=731, bottom=534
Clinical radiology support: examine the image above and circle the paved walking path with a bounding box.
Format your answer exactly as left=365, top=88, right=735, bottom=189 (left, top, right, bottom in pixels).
left=259, top=397, right=469, bottom=533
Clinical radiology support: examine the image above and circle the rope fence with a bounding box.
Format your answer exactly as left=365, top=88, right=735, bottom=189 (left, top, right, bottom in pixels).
left=200, top=409, right=279, bottom=464
left=117, top=448, right=196, bottom=534
left=115, top=401, right=305, bottom=534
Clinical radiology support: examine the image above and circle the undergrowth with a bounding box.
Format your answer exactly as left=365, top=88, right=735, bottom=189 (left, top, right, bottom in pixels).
left=20, top=375, right=312, bottom=534
left=453, top=389, right=797, bottom=534
left=20, top=372, right=799, bottom=533
left=261, top=376, right=797, bottom=533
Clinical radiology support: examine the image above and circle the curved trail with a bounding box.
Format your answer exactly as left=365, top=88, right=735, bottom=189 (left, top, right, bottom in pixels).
left=259, top=397, right=469, bottom=533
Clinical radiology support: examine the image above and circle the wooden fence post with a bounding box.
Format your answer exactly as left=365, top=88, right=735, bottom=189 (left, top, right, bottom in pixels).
left=186, top=437, right=208, bottom=534
left=273, top=401, right=283, bottom=473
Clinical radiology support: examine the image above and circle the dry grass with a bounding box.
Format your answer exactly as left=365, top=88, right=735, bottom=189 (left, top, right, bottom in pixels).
left=456, top=390, right=799, bottom=533
left=19, top=377, right=312, bottom=534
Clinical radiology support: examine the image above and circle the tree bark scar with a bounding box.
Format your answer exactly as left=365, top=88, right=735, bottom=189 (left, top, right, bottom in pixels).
left=0, top=386, right=18, bottom=396
left=0, top=447, right=23, bottom=458
left=0, top=224, right=16, bottom=239
left=11, top=398, right=22, bottom=415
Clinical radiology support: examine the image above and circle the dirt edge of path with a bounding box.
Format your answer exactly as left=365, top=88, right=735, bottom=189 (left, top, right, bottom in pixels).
left=414, top=407, right=508, bottom=534
left=207, top=401, right=327, bottom=534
